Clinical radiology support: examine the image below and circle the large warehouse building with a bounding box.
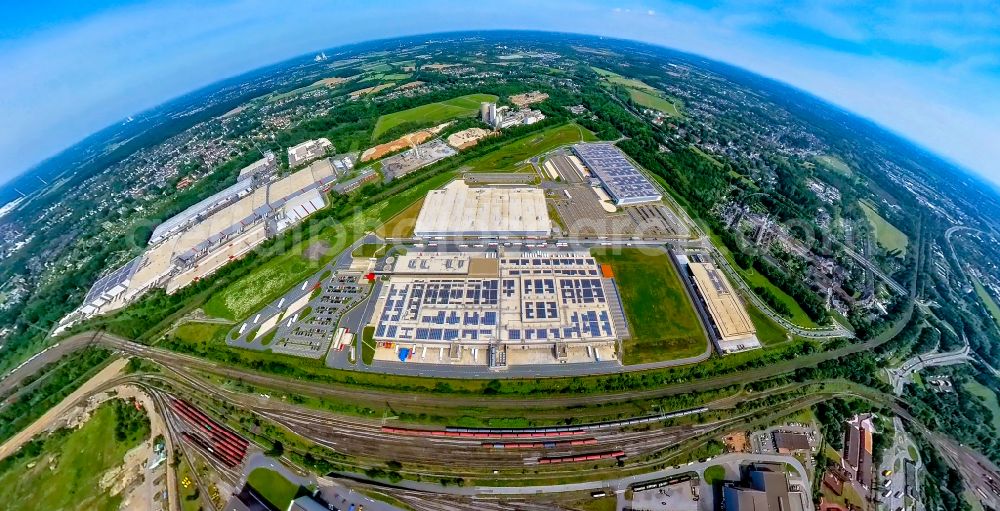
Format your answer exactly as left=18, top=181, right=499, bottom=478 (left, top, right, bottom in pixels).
left=687, top=261, right=761, bottom=354
left=413, top=180, right=551, bottom=237
left=370, top=251, right=621, bottom=347
left=74, top=156, right=338, bottom=320
left=572, top=143, right=662, bottom=205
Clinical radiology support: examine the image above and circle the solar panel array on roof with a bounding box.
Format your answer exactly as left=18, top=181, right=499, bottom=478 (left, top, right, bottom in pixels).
left=572, top=143, right=662, bottom=205
left=370, top=253, right=620, bottom=345
left=83, top=256, right=141, bottom=304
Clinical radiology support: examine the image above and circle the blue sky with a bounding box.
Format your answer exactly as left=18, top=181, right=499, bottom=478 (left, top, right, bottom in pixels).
left=1, top=0, right=999, bottom=185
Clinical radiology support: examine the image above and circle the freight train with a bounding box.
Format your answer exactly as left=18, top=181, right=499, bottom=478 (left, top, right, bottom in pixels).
left=538, top=450, right=626, bottom=464
left=171, top=398, right=248, bottom=468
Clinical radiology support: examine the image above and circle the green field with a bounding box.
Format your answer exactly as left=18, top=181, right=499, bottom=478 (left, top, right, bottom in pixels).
left=375, top=198, right=424, bottom=238
left=174, top=321, right=227, bottom=345
left=466, top=123, right=597, bottom=172
left=247, top=468, right=303, bottom=510
left=203, top=170, right=457, bottom=321
left=859, top=200, right=909, bottom=255
left=815, top=155, right=853, bottom=176
left=964, top=380, right=1000, bottom=433
left=704, top=465, right=727, bottom=485
left=746, top=301, right=791, bottom=345
left=0, top=402, right=147, bottom=511
left=627, top=88, right=682, bottom=117
left=592, top=248, right=706, bottom=364
left=592, top=66, right=681, bottom=116
left=372, top=93, right=497, bottom=139
left=973, top=276, right=1000, bottom=331
left=361, top=325, right=376, bottom=365
left=352, top=243, right=387, bottom=258
left=591, top=67, right=658, bottom=91
left=381, top=73, right=412, bottom=81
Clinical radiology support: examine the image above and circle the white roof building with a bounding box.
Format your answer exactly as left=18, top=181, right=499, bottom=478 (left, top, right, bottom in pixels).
left=413, top=181, right=550, bottom=237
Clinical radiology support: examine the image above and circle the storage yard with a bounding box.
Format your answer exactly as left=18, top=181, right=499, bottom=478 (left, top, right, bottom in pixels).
left=381, top=139, right=457, bottom=181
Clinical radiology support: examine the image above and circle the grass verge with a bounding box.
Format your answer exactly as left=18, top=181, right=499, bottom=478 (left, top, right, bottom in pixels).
left=591, top=248, right=706, bottom=364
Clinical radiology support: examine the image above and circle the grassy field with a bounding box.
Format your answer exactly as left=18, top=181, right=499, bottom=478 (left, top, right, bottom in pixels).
left=375, top=198, right=425, bottom=238
left=592, top=67, right=658, bottom=91
left=173, top=321, right=227, bottom=345
left=176, top=458, right=203, bottom=511
left=746, top=301, right=791, bottom=345
left=352, top=243, right=387, bottom=258
left=973, top=276, right=1000, bottom=331
left=592, top=248, right=706, bottom=364
left=372, top=93, right=497, bottom=139
left=466, top=123, right=597, bottom=172
left=964, top=380, right=1000, bottom=433
left=381, top=73, right=412, bottom=81
left=203, top=170, right=457, bottom=321
left=815, top=154, right=853, bottom=176
left=704, top=465, right=727, bottom=484
left=247, top=468, right=303, bottom=510
left=627, top=88, right=682, bottom=117
left=0, top=402, right=147, bottom=511
left=592, top=66, right=681, bottom=116
left=859, top=200, right=909, bottom=254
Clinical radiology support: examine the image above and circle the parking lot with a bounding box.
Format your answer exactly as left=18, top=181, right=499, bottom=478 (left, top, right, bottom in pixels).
left=544, top=151, right=686, bottom=239
left=630, top=481, right=700, bottom=511
left=227, top=269, right=370, bottom=358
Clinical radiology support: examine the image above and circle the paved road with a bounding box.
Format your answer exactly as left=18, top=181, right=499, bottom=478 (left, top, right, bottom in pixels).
left=876, top=417, right=921, bottom=511
left=838, top=242, right=908, bottom=295
left=944, top=225, right=984, bottom=285
left=327, top=452, right=811, bottom=510
left=886, top=344, right=972, bottom=394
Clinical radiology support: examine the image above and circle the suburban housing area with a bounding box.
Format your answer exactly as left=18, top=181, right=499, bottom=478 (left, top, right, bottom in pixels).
left=4, top=33, right=997, bottom=511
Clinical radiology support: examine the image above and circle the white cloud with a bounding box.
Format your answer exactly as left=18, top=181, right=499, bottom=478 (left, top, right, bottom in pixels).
left=0, top=0, right=998, bottom=186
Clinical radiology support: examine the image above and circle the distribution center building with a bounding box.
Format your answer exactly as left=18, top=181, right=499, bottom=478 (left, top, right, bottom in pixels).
left=686, top=261, right=761, bottom=354
left=413, top=180, right=551, bottom=237
left=369, top=252, right=620, bottom=346
left=76, top=155, right=338, bottom=319
left=572, top=143, right=662, bottom=205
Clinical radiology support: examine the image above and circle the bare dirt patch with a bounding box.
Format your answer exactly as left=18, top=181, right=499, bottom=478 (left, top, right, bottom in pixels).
left=0, top=358, right=128, bottom=460
left=362, top=131, right=433, bottom=161
left=350, top=83, right=394, bottom=99
left=510, top=91, right=549, bottom=107
left=446, top=127, right=493, bottom=150
left=304, top=240, right=331, bottom=261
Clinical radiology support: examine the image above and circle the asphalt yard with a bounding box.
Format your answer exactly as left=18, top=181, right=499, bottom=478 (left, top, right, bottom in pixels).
left=545, top=153, right=685, bottom=239
left=631, top=481, right=700, bottom=511
left=226, top=235, right=376, bottom=359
